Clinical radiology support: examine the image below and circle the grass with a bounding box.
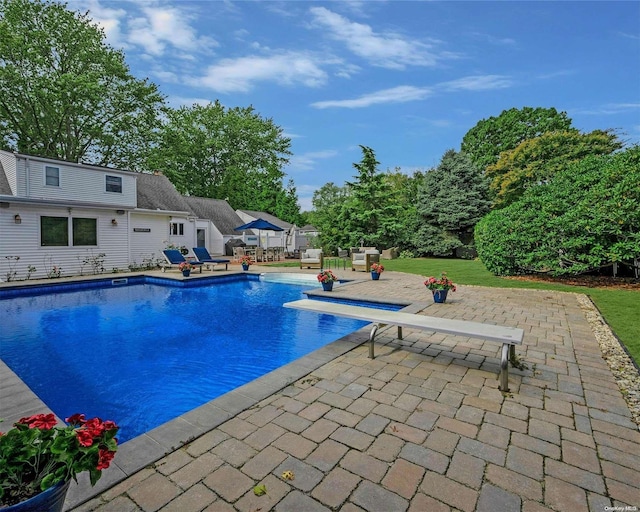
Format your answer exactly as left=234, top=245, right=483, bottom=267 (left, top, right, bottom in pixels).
left=273, top=257, right=640, bottom=366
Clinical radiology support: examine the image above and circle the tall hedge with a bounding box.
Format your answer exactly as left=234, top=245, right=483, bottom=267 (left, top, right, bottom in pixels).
left=475, top=146, right=640, bottom=276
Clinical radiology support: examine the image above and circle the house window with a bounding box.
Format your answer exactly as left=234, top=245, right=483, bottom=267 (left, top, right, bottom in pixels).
left=72, top=218, right=97, bottom=246
left=41, top=216, right=68, bottom=246
left=45, top=166, right=60, bottom=187
left=170, top=222, right=184, bottom=236
left=106, top=175, right=122, bottom=193
left=40, top=216, right=97, bottom=246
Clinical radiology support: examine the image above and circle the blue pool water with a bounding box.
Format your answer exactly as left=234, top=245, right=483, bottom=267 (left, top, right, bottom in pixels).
left=0, top=276, right=399, bottom=442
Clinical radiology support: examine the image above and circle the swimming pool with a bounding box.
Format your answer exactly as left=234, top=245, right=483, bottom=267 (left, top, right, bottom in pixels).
left=0, top=275, right=400, bottom=441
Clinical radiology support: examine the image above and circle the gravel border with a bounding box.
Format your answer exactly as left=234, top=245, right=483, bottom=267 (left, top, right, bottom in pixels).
left=577, top=294, right=640, bottom=428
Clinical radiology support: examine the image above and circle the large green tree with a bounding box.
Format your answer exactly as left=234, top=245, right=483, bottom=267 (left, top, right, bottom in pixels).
left=342, top=146, right=404, bottom=250
left=475, top=146, right=640, bottom=276
left=148, top=101, right=293, bottom=213
left=487, top=129, right=623, bottom=208
left=0, top=0, right=164, bottom=167
left=461, top=107, right=572, bottom=171
left=309, top=182, right=350, bottom=253
left=414, top=149, right=491, bottom=257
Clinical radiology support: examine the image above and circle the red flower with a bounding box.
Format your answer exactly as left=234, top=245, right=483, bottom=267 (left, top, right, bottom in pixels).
left=18, top=413, right=57, bottom=430
left=102, top=420, right=118, bottom=431
left=76, top=429, right=95, bottom=447
left=66, top=413, right=86, bottom=426
left=96, top=448, right=116, bottom=470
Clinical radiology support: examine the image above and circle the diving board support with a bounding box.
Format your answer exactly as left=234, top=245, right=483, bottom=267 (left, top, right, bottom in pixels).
left=284, top=299, right=524, bottom=392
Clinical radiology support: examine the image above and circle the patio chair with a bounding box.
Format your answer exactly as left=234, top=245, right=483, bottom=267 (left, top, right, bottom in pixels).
left=192, top=247, right=230, bottom=271
left=233, top=247, right=245, bottom=262
left=351, top=249, right=380, bottom=272
left=255, top=247, right=265, bottom=262
left=300, top=248, right=323, bottom=269
left=161, top=249, right=203, bottom=273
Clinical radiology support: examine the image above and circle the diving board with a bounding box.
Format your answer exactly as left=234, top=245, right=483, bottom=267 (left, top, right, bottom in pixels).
left=283, top=299, right=524, bottom=392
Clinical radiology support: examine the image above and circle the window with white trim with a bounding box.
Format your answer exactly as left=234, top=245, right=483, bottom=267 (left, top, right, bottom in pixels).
left=45, top=166, right=60, bottom=187
left=105, top=175, right=122, bottom=193
left=170, top=222, right=184, bottom=236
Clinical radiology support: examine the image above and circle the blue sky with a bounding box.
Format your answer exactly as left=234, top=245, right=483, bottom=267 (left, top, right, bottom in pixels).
left=72, top=1, right=640, bottom=211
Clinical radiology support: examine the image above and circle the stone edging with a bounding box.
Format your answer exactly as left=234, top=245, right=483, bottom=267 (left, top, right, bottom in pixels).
left=577, top=294, right=640, bottom=428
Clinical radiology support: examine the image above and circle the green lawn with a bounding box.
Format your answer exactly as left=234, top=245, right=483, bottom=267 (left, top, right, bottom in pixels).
left=274, top=258, right=639, bottom=365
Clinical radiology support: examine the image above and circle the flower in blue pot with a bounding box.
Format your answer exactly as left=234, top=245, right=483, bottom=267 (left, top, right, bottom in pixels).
left=0, top=413, right=119, bottom=510
left=370, top=262, right=384, bottom=280
left=424, top=272, right=457, bottom=303
left=317, top=269, right=337, bottom=291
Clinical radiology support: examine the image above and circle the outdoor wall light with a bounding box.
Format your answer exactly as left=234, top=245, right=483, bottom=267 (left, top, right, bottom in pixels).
left=14, top=214, right=22, bottom=224
left=111, top=218, right=118, bottom=226
left=116, top=209, right=125, bottom=215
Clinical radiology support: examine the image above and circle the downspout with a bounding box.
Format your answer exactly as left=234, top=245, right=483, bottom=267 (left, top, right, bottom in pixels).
left=25, top=156, right=31, bottom=197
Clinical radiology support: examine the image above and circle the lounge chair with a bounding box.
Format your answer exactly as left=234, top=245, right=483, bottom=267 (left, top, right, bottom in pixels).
left=192, top=247, right=230, bottom=270
left=161, top=249, right=203, bottom=273
left=300, top=248, right=323, bottom=269
left=351, top=249, right=380, bottom=272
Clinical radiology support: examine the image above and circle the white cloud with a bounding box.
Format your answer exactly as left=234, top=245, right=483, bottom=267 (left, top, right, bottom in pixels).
left=572, top=103, right=640, bottom=115
left=193, top=52, right=328, bottom=93
left=75, top=0, right=128, bottom=48
left=311, top=85, right=432, bottom=109
left=287, top=150, right=339, bottom=172
left=438, top=75, right=513, bottom=91
left=127, top=5, right=218, bottom=56
left=309, top=7, right=449, bottom=69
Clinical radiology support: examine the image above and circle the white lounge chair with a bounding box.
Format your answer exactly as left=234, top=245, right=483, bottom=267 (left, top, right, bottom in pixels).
left=300, top=249, right=323, bottom=269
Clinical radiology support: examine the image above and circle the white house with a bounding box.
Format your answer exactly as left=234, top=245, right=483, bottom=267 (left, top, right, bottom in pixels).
left=0, top=151, right=243, bottom=281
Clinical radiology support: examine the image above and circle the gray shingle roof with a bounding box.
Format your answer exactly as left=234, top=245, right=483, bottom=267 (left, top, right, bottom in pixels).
left=135, top=173, right=193, bottom=213
left=238, top=210, right=293, bottom=230
left=183, top=196, right=246, bottom=235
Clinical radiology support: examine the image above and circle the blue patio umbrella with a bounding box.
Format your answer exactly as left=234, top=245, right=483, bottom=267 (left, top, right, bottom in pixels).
left=234, top=218, right=284, bottom=247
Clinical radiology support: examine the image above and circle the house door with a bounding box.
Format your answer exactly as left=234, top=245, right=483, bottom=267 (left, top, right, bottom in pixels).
left=196, top=229, right=206, bottom=248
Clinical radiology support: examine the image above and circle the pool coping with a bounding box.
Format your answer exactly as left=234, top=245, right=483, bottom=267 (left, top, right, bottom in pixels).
left=0, top=271, right=419, bottom=509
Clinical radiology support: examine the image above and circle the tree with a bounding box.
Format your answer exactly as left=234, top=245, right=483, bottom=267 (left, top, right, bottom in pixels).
left=147, top=101, right=293, bottom=212
left=475, top=146, right=640, bottom=276
left=414, top=150, right=491, bottom=257
left=487, top=129, right=623, bottom=208
left=273, top=179, right=302, bottom=226
left=461, top=107, right=572, bottom=171
left=309, top=182, right=350, bottom=253
left=0, top=0, right=164, bottom=167
left=342, top=146, right=404, bottom=250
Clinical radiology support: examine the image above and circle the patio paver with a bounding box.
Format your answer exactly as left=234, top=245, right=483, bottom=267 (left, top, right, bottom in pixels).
left=2, top=266, right=639, bottom=511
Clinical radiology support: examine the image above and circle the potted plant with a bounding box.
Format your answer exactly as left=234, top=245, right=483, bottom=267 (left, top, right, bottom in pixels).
left=317, top=269, right=337, bottom=291
left=178, top=261, right=192, bottom=276
left=370, top=262, right=384, bottom=280
left=0, top=413, right=119, bottom=511
left=424, top=272, right=457, bottom=303
left=239, top=255, right=253, bottom=271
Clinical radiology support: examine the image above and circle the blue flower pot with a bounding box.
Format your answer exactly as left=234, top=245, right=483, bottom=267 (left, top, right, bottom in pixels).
left=4, top=480, right=70, bottom=512
left=321, top=281, right=333, bottom=291
left=182, top=270, right=191, bottom=277
left=371, top=271, right=380, bottom=280
left=432, top=289, right=448, bottom=303
left=242, top=264, right=249, bottom=271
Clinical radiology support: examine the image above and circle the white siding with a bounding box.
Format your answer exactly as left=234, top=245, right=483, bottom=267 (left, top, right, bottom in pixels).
left=129, top=213, right=170, bottom=268
left=15, top=155, right=136, bottom=207
left=0, top=151, right=17, bottom=194
left=0, top=204, right=131, bottom=281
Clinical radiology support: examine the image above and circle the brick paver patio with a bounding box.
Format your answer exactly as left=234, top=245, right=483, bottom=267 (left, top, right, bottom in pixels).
left=3, top=267, right=639, bottom=511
